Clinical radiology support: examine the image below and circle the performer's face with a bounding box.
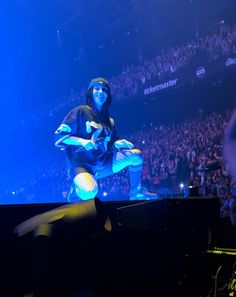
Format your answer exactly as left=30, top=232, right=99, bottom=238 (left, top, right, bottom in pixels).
left=92, top=84, right=108, bottom=109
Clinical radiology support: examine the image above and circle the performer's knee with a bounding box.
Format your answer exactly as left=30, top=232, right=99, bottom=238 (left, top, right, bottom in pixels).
left=74, top=173, right=98, bottom=200
left=131, top=149, right=143, bottom=166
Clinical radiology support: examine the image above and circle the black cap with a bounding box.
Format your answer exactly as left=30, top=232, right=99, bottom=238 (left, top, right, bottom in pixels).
left=88, top=77, right=110, bottom=90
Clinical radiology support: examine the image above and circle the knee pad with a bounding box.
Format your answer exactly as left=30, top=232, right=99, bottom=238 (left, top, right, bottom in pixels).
left=131, top=149, right=143, bottom=166
left=75, top=186, right=98, bottom=200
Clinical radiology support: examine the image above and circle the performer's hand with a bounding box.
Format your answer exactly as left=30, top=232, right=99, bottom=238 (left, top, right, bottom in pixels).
left=80, top=139, right=97, bottom=150
left=114, top=139, right=134, bottom=149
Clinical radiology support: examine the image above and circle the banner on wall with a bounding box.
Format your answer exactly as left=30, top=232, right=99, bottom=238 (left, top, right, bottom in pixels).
left=141, top=55, right=236, bottom=97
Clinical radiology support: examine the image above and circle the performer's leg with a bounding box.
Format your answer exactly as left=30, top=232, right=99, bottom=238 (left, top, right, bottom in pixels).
left=73, top=172, right=98, bottom=200
left=96, top=149, right=143, bottom=180
left=112, top=149, right=143, bottom=173
left=95, top=149, right=156, bottom=200
left=112, top=149, right=157, bottom=200
left=112, top=149, right=143, bottom=195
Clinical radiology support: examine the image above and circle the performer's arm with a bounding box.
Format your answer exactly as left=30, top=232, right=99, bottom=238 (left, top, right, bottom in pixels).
left=63, top=136, right=97, bottom=150
left=55, top=126, right=97, bottom=150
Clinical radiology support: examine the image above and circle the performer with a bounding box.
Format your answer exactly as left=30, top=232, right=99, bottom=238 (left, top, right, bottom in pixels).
left=55, top=77, right=157, bottom=201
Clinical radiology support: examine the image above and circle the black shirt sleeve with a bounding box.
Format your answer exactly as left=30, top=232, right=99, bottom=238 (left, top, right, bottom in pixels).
left=54, top=106, right=80, bottom=148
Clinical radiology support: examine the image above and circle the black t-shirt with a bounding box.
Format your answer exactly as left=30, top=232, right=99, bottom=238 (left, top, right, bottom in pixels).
left=55, top=105, right=118, bottom=169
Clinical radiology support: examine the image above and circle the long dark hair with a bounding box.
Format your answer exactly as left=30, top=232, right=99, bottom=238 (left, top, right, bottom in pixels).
left=86, top=87, right=112, bottom=126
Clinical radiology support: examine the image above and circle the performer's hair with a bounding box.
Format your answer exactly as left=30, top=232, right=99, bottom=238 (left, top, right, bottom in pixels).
left=86, top=87, right=112, bottom=125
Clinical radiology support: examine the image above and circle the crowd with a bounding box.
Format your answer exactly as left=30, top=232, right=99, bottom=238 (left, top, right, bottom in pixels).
left=47, top=22, right=236, bottom=118
left=97, top=110, right=232, bottom=200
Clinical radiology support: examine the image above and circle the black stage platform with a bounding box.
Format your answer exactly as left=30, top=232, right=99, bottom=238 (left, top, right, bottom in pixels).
left=0, top=197, right=235, bottom=297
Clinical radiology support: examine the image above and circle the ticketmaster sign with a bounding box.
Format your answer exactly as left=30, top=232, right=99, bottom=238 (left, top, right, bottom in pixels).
left=144, top=78, right=178, bottom=96
left=142, top=55, right=236, bottom=97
